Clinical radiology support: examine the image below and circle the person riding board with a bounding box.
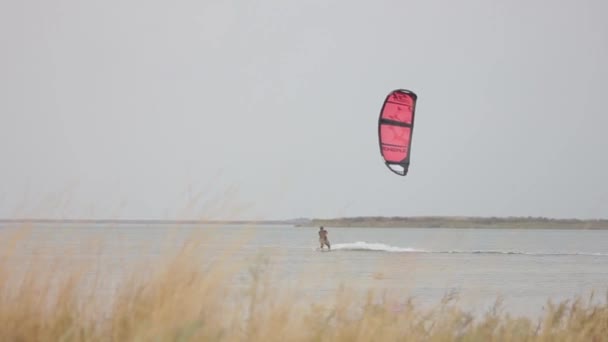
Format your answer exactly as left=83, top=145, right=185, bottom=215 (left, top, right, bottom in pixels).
left=319, top=226, right=330, bottom=250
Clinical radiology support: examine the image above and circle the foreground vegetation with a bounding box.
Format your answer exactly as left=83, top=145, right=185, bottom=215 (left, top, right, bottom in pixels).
left=0, top=227, right=607, bottom=341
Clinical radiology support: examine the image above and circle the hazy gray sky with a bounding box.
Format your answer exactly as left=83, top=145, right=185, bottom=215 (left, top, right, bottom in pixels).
left=1, top=0, right=607, bottom=220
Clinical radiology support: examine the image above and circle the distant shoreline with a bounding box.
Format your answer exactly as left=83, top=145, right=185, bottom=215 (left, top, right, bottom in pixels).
left=305, top=216, right=608, bottom=229
left=1, top=216, right=608, bottom=229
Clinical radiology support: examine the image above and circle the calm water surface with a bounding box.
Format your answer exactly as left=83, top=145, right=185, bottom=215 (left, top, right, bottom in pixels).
left=3, top=223, right=608, bottom=318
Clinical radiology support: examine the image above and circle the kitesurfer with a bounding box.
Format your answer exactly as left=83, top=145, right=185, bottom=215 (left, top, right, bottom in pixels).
left=319, top=226, right=330, bottom=250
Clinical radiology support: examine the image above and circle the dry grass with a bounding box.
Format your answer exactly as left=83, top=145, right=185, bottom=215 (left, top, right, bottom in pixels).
left=0, top=226, right=607, bottom=341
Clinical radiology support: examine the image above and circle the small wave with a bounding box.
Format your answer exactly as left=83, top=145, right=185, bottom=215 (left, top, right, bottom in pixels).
left=442, top=250, right=608, bottom=257
left=328, top=242, right=608, bottom=257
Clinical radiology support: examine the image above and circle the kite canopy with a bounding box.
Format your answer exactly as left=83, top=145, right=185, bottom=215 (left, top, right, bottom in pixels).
left=378, top=89, right=418, bottom=176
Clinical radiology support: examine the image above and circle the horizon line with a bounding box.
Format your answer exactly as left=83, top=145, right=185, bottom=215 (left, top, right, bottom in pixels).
left=2, top=216, right=608, bottom=223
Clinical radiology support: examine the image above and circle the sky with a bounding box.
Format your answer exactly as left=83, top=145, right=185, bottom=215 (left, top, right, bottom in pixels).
left=1, top=0, right=607, bottom=220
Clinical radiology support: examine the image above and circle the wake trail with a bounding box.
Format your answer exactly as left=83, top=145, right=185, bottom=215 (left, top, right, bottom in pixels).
left=329, top=241, right=608, bottom=257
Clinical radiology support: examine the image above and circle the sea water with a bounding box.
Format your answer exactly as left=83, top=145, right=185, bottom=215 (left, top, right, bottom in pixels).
left=2, top=223, right=607, bottom=318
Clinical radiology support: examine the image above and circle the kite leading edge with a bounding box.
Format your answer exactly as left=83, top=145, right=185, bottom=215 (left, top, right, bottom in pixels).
left=378, top=89, right=418, bottom=176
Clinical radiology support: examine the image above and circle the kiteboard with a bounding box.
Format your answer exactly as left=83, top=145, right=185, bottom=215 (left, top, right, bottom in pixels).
left=378, top=89, right=418, bottom=176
